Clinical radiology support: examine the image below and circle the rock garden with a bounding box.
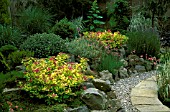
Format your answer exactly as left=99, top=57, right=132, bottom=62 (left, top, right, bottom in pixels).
left=0, top=0, right=170, bottom=112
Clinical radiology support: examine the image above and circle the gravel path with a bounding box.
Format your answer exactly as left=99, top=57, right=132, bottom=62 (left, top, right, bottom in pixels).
left=111, top=71, right=157, bottom=112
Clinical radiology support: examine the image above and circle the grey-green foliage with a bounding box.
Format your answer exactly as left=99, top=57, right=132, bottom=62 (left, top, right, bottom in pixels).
left=18, top=6, right=52, bottom=35
left=0, top=25, right=23, bottom=48
left=126, top=30, right=160, bottom=58
left=66, top=37, right=104, bottom=59
left=157, top=51, right=170, bottom=103
left=20, top=33, right=67, bottom=58
left=127, top=13, right=158, bottom=32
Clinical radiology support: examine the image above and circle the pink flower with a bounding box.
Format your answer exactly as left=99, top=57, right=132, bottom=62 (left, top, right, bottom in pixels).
left=83, top=86, right=87, bottom=90
left=20, top=108, right=23, bottom=111
left=15, top=105, right=19, bottom=109
left=9, top=108, right=14, bottom=112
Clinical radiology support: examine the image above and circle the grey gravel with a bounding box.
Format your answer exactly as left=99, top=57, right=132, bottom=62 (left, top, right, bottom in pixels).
left=111, top=71, right=157, bottom=112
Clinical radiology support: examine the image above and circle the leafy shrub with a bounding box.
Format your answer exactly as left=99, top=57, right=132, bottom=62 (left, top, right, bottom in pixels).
left=18, top=6, right=52, bottom=34
left=83, top=30, right=128, bottom=49
left=51, top=17, right=77, bottom=39
left=126, top=30, right=160, bottom=58
left=97, top=54, right=123, bottom=75
left=84, top=0, right=105, bottom=31
left=66, top=37, right=104, bottom=59
left=0, top=25, right=23, bottom=47
left=8, top=50, right=34, bottom=67
left=0, top=71, right=24, bottom=88
left=0, top=45, right=17, bottom=57
left=19, top=53, right=92, bottom=104
left=20, top=33, right=66, bottom=58
left=106, top=0, right=130, bottom=33
left=157, top=51, right=170, bottom=105
left=0, top=52, right=10, bottom=72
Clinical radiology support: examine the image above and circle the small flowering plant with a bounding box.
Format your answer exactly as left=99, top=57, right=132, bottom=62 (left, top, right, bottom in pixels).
left=83, top=30, right=128, bottom=48
left=19, top=53, right=93, bottom=104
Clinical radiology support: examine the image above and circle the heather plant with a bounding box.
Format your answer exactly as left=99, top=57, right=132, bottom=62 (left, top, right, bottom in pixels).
left=17, top=6, right=53, bottom=34
left=157, top=51, right=170, bottom=105
left=20, top=33, right=66, bottom=58
left=19, top=53, right=93, bottom=104
left=84, top=0, right=105, bottom=31
left=83, top=30, right=128, bottom=49
left=126, top=30, right=160, bottom=58
left=51, top=17, right=77, bottom=39
left=66, top=37, right=104, bottom=59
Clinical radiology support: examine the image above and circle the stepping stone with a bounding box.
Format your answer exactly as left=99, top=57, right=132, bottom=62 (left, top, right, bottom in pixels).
left=131, top=88, right=158, bottom=97
left=135, top=80, right=158, bottom=91
left=131, top=96, right=162, bottom=105
left=135, top=104, right=170, bottom=112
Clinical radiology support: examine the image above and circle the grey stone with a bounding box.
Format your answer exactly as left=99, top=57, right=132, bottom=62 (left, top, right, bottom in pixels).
left=81, top=88, right=107, bottom=110
left=118, top=67, right=129, bottom=78
left=92, top=79, right=111, bottom=92
left=15, top=65, right=25, bottom=72
left=99, top=70, right=114, bottom=83
left=106, top=99, right=122, bottom=112
left=67, top=106, right=89, bottom=112
left=128, top=55, right=145, bottom=67
left=119, top=47, right=126, bottom=59
left=81, top=82, right=95, bottom=89
left=120, top=59, right=128, bottom=67
left=106, top=91, right=117, bottom=99
left=134, top=65, right=146, bottom=72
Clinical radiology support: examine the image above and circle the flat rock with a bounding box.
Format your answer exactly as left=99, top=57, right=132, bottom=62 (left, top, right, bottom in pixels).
left=131, top=88, right=158, bottom=97
left=135, top=104, right=170, bottom=112
left=135, top=80, right=158, bottom=91
left=131, top=96, right=162, bottom=105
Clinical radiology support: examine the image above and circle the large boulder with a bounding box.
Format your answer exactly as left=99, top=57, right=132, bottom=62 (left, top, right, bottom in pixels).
left=81, top=88, right=107, bottom=110
left=118, top=67, right=129, bottom=79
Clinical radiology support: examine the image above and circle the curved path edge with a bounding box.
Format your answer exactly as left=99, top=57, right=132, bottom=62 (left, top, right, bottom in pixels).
left=130, top=76, right=170, bottom=112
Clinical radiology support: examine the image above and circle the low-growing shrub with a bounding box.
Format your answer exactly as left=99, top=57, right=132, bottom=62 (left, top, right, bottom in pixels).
left=19, top=53, right=93, bottom=104
left=8, top=50, right=34, bottom=67
left=66, top=37, right=104, bottom=59
left=51, top=17, right=76, bottom=39
left=20, top=33, right=67, bottom=58
left=126, top=30, right=160, bottom=58
left=83, top=30, right=128, bottom=49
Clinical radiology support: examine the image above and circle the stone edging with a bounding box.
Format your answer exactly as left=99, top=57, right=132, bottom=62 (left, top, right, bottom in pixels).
left=130, top=76, right=170, bottom=112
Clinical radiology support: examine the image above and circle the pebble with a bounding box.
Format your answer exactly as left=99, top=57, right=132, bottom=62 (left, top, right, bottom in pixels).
left=111, top=71, right=157, bottom=112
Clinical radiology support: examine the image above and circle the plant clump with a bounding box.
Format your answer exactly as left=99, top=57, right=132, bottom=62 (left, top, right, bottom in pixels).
left=19, top=53, right=93, bottom=104
left=83, top=30, right=128, bottom=49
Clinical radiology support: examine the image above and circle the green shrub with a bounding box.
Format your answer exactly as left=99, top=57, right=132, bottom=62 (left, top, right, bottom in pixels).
left=126, top=30, right=160, bottom=58
left=97, top=54, right=123, bottom=75
left=18, top=6, right=52, bottom=35
left=19, top=53, right=91, bottom=104
left=20, top=33, right=67, bottom=58
left=51, top=17, right=77, bottom=39
left=8, top=50, right=34, bottom=67
left=66, top=37, right=104, bottom=59
left=0, top=45, right=18, bottom=57
left=0, top=52, right=10, bottom=72
left=0, top=25, right=23, bottom=47
left=157, top=51, right=170, bottom=105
